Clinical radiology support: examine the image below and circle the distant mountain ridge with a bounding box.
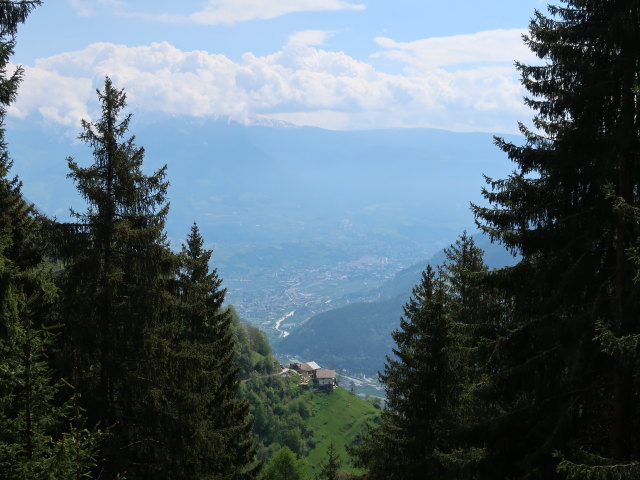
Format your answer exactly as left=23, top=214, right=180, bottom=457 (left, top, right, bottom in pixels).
left=8, top=116, right=519, bottom=319
left=9, top=116, right=518, bottom=243
left=276, top=234, right=517, bottom=376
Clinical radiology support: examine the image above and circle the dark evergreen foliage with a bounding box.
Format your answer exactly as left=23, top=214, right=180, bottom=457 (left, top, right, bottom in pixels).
left=351, top=233, right=497, bottom=480
left=431, top=233, right=501, bottom=478
left=355, top=2, right=640, bottom=479
left=151, top=223, right=257, bottom=479
left=0, top=0, right=42, bottom=281
left=0, top=3, right=100, bottom=477
left=0, top=1, right=40, bottom=37
left=472, top=1, right=640, bottom=478
left=317, top=441, right=342, bottom=480
left=0, top=279, right=101, bottom=479
left=351, top=265, right=452, bottom=480
left=6, top=1, right=640, bottom=479
left=59, top=77, right=177, bottom=477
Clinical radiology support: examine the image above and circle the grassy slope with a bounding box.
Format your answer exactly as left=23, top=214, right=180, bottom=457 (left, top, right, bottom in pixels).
left=232, top=311, right=379, bottom=474
left=304, top=386, right=379, bottom=476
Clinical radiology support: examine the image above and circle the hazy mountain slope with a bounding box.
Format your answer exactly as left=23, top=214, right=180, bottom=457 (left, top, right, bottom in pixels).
left=278, top=296, right=405, bottom=375
left=277, top=235, right=516, bottom=375
left=10, top=117, right=517, bottom=245
left=8, top=117, right=519, bottom=320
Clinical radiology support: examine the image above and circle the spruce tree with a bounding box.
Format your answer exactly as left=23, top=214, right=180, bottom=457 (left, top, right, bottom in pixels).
left=0, top=268, right=101, bottom=479
left=441, top=233, right=488, bottom=330
left=351, top=234, right=501, bottom=480
left=60, top=77, right=176, bottom=477
left=472, top=1, right=640, bottom=478
left=351, top=265, right=453, bottom=480
left=317, top=441, right=341, bottom=480
left=435, top=233, right=504, bottom=478
left=0, top=2, right=100, bottom=477
left=0, top=0, right=42, bottom=280
left=151, top=223, right=257, bottom=479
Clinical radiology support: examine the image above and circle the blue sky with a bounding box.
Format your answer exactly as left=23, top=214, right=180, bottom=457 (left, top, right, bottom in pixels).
left=9, top=0, right=546, bottom=133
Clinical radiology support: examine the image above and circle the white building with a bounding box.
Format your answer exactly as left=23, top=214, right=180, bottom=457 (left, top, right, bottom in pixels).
left=314, top=369, right=337, bottom=390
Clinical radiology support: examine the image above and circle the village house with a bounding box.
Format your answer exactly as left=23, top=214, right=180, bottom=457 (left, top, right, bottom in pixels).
left=313, top=369, right=337, bottom=391
left=289, top=361, right=337, bottom=390
left=289, top=361, right=321, bottom=374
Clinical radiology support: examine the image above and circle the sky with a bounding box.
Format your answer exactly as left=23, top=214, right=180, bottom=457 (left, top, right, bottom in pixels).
left=8, top=0, right=548, bottom=134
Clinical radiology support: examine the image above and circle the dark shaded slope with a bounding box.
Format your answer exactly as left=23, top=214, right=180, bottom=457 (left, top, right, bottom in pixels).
left=278, top=296, right=405, bottom=375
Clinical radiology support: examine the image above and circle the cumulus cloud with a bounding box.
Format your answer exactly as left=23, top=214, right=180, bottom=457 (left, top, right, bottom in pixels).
left=8, top=65, right=92, bottom=126
left=11, top=31, right=533, bottom=133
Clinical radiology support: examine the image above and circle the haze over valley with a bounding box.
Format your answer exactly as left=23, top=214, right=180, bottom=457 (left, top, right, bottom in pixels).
left=10, top=116, right=517, bottom=337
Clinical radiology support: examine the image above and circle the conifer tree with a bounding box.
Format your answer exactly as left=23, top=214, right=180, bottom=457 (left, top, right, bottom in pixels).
left=151, top=223, right=257, bottom=479
left=0, top=2, right=100, bottom=477
left=351, top=265, right=453, bottom=480
left=60, top=77, right=176, bottom=477
left=0, top=0, right=42, bottom=279
left=435, top=233, right=505, bottom=478
left=439, top=232, right=489, bottom=410
left=0, top=266, right=101, bottom=479
left=352, top=234, right=501, bottom=480
left=317, top=441, right=341, bottom=480
left=472, top=1, right=640, bottom=478
left=441, top=232, right=488, bottom=330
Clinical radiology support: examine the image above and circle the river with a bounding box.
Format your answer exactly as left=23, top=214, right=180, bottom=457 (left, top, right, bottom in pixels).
left=274, top=310, right=295, bottom=338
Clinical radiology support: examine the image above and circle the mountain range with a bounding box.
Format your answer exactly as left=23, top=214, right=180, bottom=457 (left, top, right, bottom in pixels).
left=8, top=115, right=518, bottom=321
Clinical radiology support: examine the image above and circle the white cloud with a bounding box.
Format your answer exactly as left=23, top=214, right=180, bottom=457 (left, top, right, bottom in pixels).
left=288, top=30, right=335, bottom=47
left=67, top=0, right=94, bottom=17
left=116, top=0, right=365, bottom=25
left=373, top=29, right=536, bottom=72
left=9, top=61, right=93, bottom=126
left=190, top=0, right=365, bottom=25
left=11, top=31, right=533, bottom=133
left=68, top=0, right=125, bottom=17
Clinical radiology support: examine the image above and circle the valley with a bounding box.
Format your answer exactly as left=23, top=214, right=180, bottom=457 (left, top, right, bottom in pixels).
left=223, top=248, right=415, bottom=338
left=268, top=234, right=516, bottom=377
left=8, top=114, right=518, bottom=402
left=8, top=120, right=517, bottom=370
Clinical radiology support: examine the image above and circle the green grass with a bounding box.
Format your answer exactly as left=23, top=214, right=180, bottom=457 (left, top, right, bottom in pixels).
left=303, top=386, right=379, bottom=476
